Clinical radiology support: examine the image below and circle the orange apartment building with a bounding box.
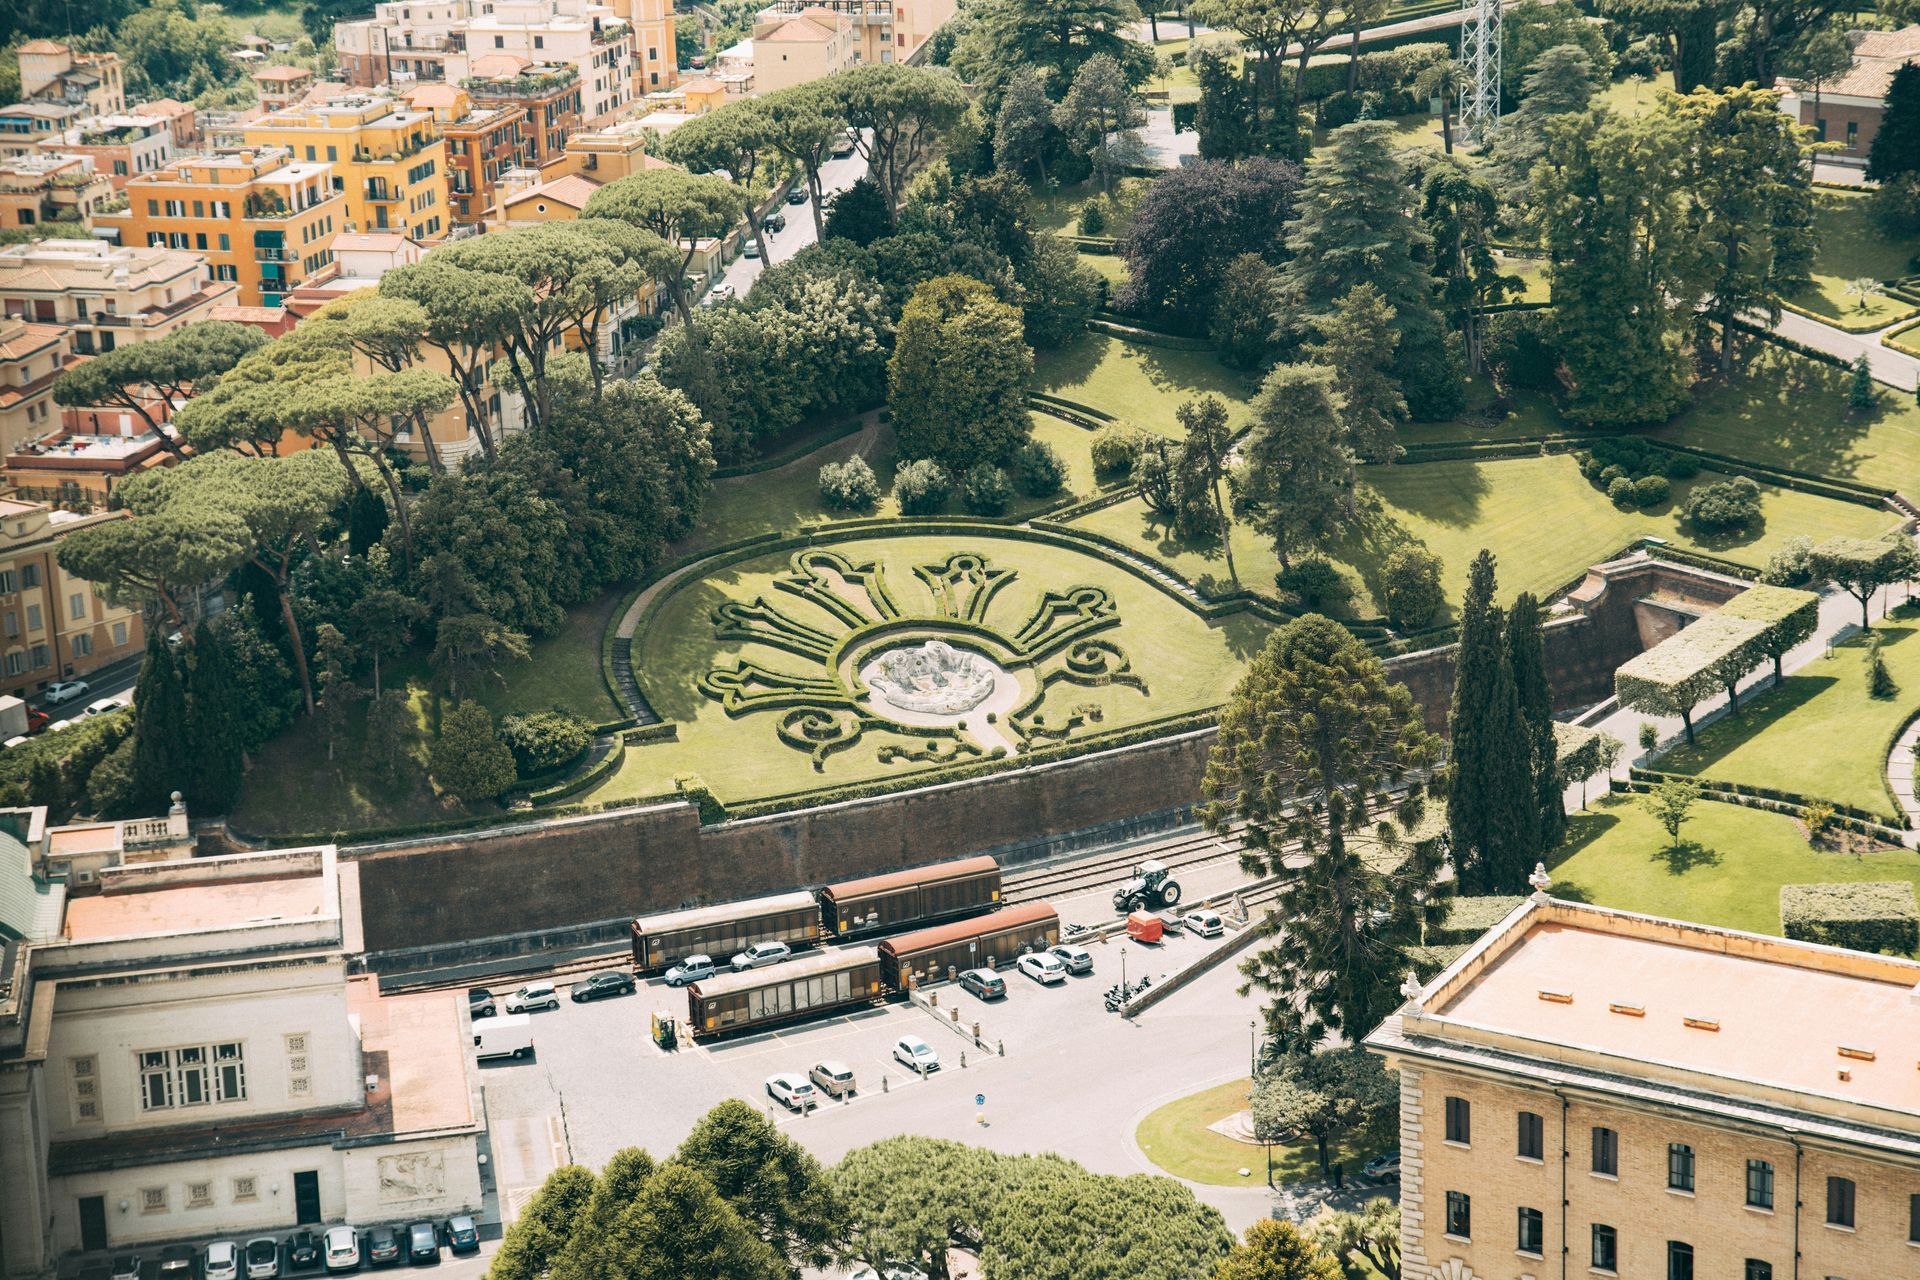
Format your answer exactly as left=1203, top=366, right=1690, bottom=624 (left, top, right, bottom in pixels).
left=461, top=59, right=584, bottom=175
left=0, top=155, right=115, bottom=233
left=0, top=239, right=236, bottom=356
left=402, top=83, right=530, bottom=227
left=242, top=95, right=450, bottom=241
left=96, top=149, right=344, bottom=308
left=0, top=499, right=146, bottom=697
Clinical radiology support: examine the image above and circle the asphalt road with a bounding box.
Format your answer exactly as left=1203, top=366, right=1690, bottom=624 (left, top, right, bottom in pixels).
left=715, top=141, right=871, bottom=300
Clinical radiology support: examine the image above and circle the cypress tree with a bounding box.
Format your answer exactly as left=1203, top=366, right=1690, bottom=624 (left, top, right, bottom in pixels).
left=1869, top=63, right=1920, bottom=182
left=1507, top=592, right=1566, bottom=853
left=128, top=630, right=189, bottom=813
left=346, top=485, right=390, bottom=558
left=1446, top=552, right=1537, bottom=892
left=185, top=620, right=245, bottom=813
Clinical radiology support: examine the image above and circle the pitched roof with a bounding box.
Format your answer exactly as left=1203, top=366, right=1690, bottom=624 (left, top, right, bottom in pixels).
left=503, top=172, right=601, bottom=210
left=470, top=52, right=532, bottom=78
left=17, top=40, right=71, bottom=55
left=760, top=16, right=836, bottom=42
left=680, top=77, right=724, bottom=94
left=253, top=64, right=313, bottom=83
left=1786, top=25, right=1920, bottom=99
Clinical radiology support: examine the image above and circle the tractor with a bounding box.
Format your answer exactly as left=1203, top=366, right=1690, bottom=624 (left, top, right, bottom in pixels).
left=1113, top=859, right=1182, bottom=913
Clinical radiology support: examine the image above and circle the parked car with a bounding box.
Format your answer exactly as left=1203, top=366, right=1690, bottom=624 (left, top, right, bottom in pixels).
left=504, top=981, right=560, bottom=1013
left=1363, top=1151, right=1401, bottom=1184
left=83, top=694, right=127, bottom=717
left=158, top=1245, right=199, bottom=1278
left=570, top=970, right=635, bottom=1002
left=1048, top=943, right=1093, bottom=975
left=702, top=282, right=736, bottom=306
left=893, top=1035, right=939, bottom=1072
left=45, top=718, right=74, bottom=733
left=850, top=1262, right=930, bottom=1280
left=406, top=1223, right=440, bottom=1265
left=3, top=736, right=26, bottom=749
left=110, top=1257, right=143, bottom=1280
left=742, top=241, right=762, bottom=259
left=245, top=1237, right=282, bottom=1279
left=786, top=187, right=808, bottom=204
left=287, top=1230, right=322, bottom=1271
left=830, top=133, right=856, bottom=157
left=468, top=988, right=497, bottom=1019
left=765, top=1071, right=816, bottom=1111
left=810, top=1059, right=856, bottom=1098
left=322, top=1227, right=360, bottom=1274
left=1184, top=909, right=1225, bottom=938
left=730, top=940, right=792, bottom=971
left=43, top=679, right=88, bottom=705
left=958, top=967, right=1006, bottom=1000
left=1017, top=952, right=1067, bottom=985
left=204, top=1242, right=241, bottom=1280
left=664, top=954, right=715, bottom=986
left=366, top=1225, right=402, bottom=1267
left=763, top=212, right=787, bottom=232
left=442, top=1215, right=480, bottom=1256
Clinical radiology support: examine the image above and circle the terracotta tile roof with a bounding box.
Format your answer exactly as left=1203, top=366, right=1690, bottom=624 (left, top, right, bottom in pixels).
left=0, top=322, right=65, bottom=362
left=253, top=64, right=313, bottom=83
left=1787, top=26, right=1920, bottom=99
left=505, top=172, right=601, bottom=209
left=17, top=40, right=71, bottom=55
left=681, top=77, right=724, bottom=94
left=760, top=16, right=836, bottom=42
left=471, top=52, right=532, bottom=78
left=405, top=83, right=465, bottom=109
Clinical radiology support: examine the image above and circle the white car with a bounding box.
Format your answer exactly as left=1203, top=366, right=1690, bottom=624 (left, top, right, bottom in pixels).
left=765, top=1071, right=815, bottom=1111
left=893, top=1035, right=939, bottom=1073
left=1049, top=943, right=1093, bottom=975
left=43, top=680, right=87, bottom=705
left=1184, top=909, right=1225, bottom=938
left=664, top=954, right=715, bottom=986
left=83, top=694, right=127, bottom=717
left=203, top=1241, right=240, bottom=1280
left=1017, top=952, right=1067, bottom=985
left=505, top=981, right=560, bottom=1013
left=730, top=940, right=792, bottom=971
left=702, top=282, right=736, bottom=306
left=322, top=1225, right=360, bottom=1273
left=45, top=719, right=73, bottom=733
left=244, top=1236, right=282, bottom=1280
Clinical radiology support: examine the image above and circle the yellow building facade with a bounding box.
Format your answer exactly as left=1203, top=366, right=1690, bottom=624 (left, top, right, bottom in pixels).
left=242, top=95, right=450, bottom=240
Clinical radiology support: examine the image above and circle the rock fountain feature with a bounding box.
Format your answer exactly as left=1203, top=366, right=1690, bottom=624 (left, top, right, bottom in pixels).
left=859, top=640, right=1023, bottom=753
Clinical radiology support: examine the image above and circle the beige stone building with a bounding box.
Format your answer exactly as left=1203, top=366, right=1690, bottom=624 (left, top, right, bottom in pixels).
left=749, top=8, right=859, bottom=96
left=0, top=841, right=485, bottom=1276
left=1367, top=893, right=1920, bottom=1280
left=16, top=43, right=126, bottom=119
left=0, top=319, right=78, bottom=460
left=0, top=239, right=238, bottom=356
left=757, top=0, right=954, bottom=69
left=0, top=500, right=146, bottom=696
left=0, top=155, right=115, bottom=237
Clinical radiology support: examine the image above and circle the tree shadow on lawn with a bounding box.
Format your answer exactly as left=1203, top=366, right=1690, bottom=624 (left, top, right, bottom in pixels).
left=1651, top=351, right=1875, bottom=483
left=1326, top=496, right=1432, bottom=619
left=1362, top=457, right=1494, bottom=531
left=1654, top=673, right=1838, bottom=776
left=1654, top=838, right=1721, bottom=874
left=1030, top=334, right=1110, bottom=401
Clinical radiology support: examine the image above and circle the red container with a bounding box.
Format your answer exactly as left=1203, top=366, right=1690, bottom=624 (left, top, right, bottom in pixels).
left=1126, top=911, right=1164, bottom=943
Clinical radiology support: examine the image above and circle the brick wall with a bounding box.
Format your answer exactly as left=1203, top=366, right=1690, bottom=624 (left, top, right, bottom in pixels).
left=1795, top=98, right=1879, bottom=160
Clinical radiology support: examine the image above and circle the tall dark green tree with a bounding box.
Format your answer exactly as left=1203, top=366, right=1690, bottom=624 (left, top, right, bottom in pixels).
left=184, top=619, right=245, bottom=813
left=1233, top=364, right=1355, bottom=571
left=1279, top=120, right=1460, bottom=419
left=674, top=1099, right=847, bottom=1271
left=1446, top=552, right=1537, bottom=893
left=491, top=1166, right=597, bottom=1280
left=1201, top=614, right=1442, bottom=1047
left=129, top=631, right=188, bottom=813
left=346, top=485, right=390, bottom=558
left=1870, top=64, right=1920, bottom=182
left=1506, top=591, right=1565, bottom=853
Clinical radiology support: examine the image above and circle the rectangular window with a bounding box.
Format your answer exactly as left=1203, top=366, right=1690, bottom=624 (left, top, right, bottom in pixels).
left=26, top=604, right=40, bottom=631
left=175, top=1045, right=209, bottom=1105
left=233, top=1177, right=258, bottom=1202
left=1591, top=1127, right=1618, bottom=1176
left=3, top=652, right=22, bottom=677
left=0, top=571, right=16, bottom=594
left=1847, top=121, right=1859, bottom=148
left=1751, top=1159, right=1774, bottom=1212
left=1445, top=1096, right=1470, bottom=1144
left=1827, top=1176, right=1855, bottom=1228
left=139, top=1051, right=172, bottom=1110
left=1910, top=1193, right=1920, bottom=1243
left=31, top=643, right=49, bottom=669
left=1517, top=1110, right=1543, bottom=1160
left=68, top=591, right=85, bottom=621
left=191, top=200, right=204, bottom=218
left=218, top=233, right=230, bottom=251
left=1517, top=1206, right=1543, bottom=1255
left=195, top=233, right=207, bottom=251
left=327, top=145, right=337, bottom=161
left=1668, top=1242, right=1694, bottom=1280
left=1668, top=1143, right=1695, bottom=1192
left=71, top=634, right=91, bottom=658
left=1445, top=1191, right=1470, bottom=1240
left=112, top=621, right=127, bottom=647
left=1745, top=1263, right=1773, bottom=1280
left=1592, top=1224, right=1618, bottom=1273
left=214, top=1043, right=246, bottom=1101
left=21, top=564, right=38, bottom=588
left=140, top=1187, right=167, bottom=1214
left=3, top=614, right=15, bottom=639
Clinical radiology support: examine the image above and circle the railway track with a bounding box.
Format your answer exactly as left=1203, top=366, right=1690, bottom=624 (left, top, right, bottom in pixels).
left=1002, top=823, right=1251, bottom=904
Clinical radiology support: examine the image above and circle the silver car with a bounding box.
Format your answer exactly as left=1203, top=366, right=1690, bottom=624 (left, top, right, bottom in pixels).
left=1049, top=943, right=1093, bottom=975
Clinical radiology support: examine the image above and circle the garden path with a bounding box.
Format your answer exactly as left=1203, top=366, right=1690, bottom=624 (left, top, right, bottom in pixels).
left=1890, top=716, right=1920, bottom=844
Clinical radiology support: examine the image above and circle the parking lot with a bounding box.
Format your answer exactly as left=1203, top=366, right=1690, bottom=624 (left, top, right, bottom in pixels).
left=478, top=920, right=1272, bottom=1228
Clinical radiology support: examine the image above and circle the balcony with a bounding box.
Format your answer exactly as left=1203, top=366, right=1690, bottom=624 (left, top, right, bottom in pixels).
left=255, top=247, right=296, bottom=263
left=363, top=183, right=402, bottom=203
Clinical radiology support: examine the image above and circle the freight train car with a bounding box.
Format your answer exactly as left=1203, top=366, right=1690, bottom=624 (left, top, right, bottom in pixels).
left=819, top=855, right=1003, bottom=939
left=879, top=902, right=1061, bottom=992
left=629, top=891, right=821, bottom=974
left=686, top=945, right=884, bottom=1037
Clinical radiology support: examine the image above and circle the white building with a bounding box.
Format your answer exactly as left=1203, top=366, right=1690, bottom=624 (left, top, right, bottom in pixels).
left=0, top=831, right=484, bottom=1276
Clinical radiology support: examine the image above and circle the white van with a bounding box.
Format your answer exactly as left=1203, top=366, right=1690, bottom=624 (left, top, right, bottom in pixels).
left=474, top=1012, right=533, bottom=1061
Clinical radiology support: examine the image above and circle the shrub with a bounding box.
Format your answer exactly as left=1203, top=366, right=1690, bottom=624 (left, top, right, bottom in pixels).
left=1632, top=474, right=1670, bottom=507
left=893, top=458, right=951, bottom=515
left=1662, top=452, right=1700, bottom=480
left=1482, top=310, right=1559, bottom=392
left=1780, top=881, right=1920, bottom=955
left=1091, top=424, right=1147, bottom=479
left=1012, top=439, right=1068, bottom=497
left=1321, top=91, right=1363, bottom=128
left=1599, top=464, right=1628, bottom=488
left=1606, top=475, right=1636, bottom=505
left=500, top=710, right=592, bottom=778
left=1276, top=557, right=1351, bottom=610
left=961, top=463, right=1013, bottom=515
left=1867, top=634, right=1900, bottom=699
left=1380, top=545, right=1446, bottom=630
left=430, top=700, right=517, bottom=802
left=1760, top=535, right=1816, bottom=587
left=1681, top=475, right=1762, bottom=532
left=1077, top=194, right=1109, bottom=236
left=819, top=455, right=881, bottom=511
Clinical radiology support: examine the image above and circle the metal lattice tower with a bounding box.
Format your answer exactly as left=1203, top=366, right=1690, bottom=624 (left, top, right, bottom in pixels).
left=1460, top=0, right=1501, bottom=147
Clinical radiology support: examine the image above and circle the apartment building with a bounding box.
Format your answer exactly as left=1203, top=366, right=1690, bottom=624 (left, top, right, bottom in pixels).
left=0, top=500, right=145, bottom=695
left=401, top=83, right=529, bottom=226
left=252, top=65, right=317, bottom=113
left=97, top=149, right=344, bottom=307
left=17, top=43, right=126, bottom=118
left=38, top=114, right=176, bottom=190
left=1366, top=890, right=1920, bottom=1280
left=0, top=319, right=77, bottom=458
left=6, top=423, right=182, bottom=509
left=129, top=100, right=198, bottom=151
left=0, top=103, right=86, bottom=160
left=0, top=155, right=116, bottom=232
left=0, top=239, right=237, bottom=356
left=756, top=0, right=954, bottom=68
left=442, top=0, right=637, bottom=127
left=610, top=0, right=680, bottom=91
left=333, top=0, right=468, bottom=87
left=462, top=59, right=583, bottom=175
left=544, top=114, right=682, bottom=182
left=243, top=95, right=449, bottom=239
left=0, top=841, right=485, bottom=1276
left=749, top=8, right=859, bottom=95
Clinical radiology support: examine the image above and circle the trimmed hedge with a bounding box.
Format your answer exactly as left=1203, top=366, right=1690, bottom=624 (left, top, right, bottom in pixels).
left=1780, top=881, right=1920, bottom=955
left=1084, top=318, right=1216, bottom=350
left=1628, top=767, right=1908, bottom=831
left=1427, top=895, right=1528, bottom=945
left=1406, top=942, right=1472, bottom=981
left=526, top=736, right=626, bottom=806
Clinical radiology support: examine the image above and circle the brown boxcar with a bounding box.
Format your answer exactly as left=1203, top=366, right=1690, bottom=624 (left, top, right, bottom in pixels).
left=819, top=855, right=1002, bottom=939
left=878, top=902, right=1060, bottom=991
left=630, top=891, right=821, bottom=973
left=686, top=945, right=884, bottom=1038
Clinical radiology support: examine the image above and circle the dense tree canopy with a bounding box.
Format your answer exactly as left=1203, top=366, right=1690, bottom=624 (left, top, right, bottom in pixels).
left=1118, top=157, right=1301, bottom=329
left=888, top=275, right=1033, bottom=472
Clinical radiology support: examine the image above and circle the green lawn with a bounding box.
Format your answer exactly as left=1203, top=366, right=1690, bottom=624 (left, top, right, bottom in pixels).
left=1027, top=177, right=1154, bottom=238
left=1652, top=347, right=1920, bottom=493
left=1550, top=794, right=1920, bottom=946
left=1031, top=331, right=1254, bottom=435
left=601, top=529, right=1269, bottom=806
left=1135, top=1078, right=1388, bottom=1187
left=1067, top=453, right=1900, bottom=615
left=1654, top=615, right=1920, bottom=821
left=1789, top=189, right=1920, bottom=327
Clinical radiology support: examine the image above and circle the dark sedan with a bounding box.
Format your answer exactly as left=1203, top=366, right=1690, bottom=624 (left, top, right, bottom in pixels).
left=406, top=1223, right=441, bottom=1265
left=569, top=971, right=635, bottom=1002
left=366, top=1226, right=403, bottom=1268
left=287, top=1231, right=322, bottom=1272
left=785, top=187, right=807, bottom=204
